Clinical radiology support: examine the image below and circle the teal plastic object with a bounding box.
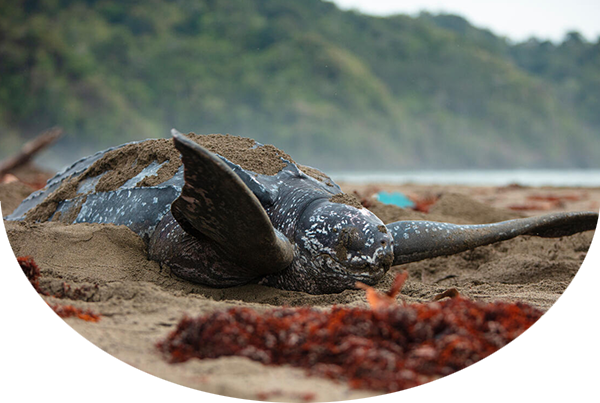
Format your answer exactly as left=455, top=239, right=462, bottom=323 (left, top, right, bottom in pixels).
left=375, top=191, right=415, bottom=208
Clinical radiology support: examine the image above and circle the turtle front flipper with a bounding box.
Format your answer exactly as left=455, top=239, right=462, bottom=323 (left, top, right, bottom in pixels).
left=387, top=211, right=598, bottom=265
left=166, top=129, right=294, bottom=277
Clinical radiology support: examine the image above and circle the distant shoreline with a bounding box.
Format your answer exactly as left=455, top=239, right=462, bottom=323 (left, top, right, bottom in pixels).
left=330, top=169, right=600, bottom=187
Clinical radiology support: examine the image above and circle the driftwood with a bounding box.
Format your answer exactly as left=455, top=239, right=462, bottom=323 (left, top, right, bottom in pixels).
left=0, top=127, right=62, bottom=180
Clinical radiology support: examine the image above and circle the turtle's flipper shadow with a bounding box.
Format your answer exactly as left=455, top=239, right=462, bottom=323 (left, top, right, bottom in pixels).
left=169, top=129, right=294, bottom=275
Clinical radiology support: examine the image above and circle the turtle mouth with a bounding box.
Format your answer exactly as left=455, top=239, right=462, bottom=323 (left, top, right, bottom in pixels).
left=345, top=264, right=388, bottom=285
left=318, top=249, right=392, bottom=279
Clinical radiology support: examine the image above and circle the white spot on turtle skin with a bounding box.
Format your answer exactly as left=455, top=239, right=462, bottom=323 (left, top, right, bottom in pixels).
left=122, top=160, right=169, bottom=188
left=76, top=173, right=105, bottom=195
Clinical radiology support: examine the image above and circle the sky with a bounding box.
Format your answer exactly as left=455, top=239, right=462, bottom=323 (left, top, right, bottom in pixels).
left=329, top=0, right=600, bottom=43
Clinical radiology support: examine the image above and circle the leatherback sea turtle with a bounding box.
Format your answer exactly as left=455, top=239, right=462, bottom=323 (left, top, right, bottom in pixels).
left=7, top=130, right=598, bottom=294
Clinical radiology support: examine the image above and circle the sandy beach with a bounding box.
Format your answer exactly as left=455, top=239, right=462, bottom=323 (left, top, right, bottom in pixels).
left=1, top=173, right=597, bottom=401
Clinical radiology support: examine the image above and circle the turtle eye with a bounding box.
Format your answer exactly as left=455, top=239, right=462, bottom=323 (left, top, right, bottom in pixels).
left=340, top=227, right=365, bottom=251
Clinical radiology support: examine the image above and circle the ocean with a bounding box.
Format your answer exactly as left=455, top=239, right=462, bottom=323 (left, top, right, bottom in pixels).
left=329, top=169, right=600, bottom=187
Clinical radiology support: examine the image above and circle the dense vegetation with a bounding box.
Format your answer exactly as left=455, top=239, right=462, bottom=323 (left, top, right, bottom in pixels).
left=1, top=0, right=599, bottom=169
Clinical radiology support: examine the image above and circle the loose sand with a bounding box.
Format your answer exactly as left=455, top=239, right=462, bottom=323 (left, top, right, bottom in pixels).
left=1, top=167, right=597, bottom=401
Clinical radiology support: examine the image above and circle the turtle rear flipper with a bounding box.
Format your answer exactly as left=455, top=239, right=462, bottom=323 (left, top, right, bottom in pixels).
left=169, top=129, right=294, bottom=275
left=387, top=211, right=598, bottom=265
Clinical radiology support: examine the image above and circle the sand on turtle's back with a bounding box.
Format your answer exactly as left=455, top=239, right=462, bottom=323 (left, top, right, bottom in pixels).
left=14, top=134, right=343, bottom=223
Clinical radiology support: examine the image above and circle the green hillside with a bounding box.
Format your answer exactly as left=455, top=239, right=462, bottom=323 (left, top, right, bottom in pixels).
left=1, top=0, right=598, bottom=169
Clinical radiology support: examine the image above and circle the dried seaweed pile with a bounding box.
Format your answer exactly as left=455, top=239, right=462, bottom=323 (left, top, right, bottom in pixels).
left=17, top=256, right=45, bottom=294
left=17, top=256, right=101, bottom=322
left=157, top=291, right=542, bottom=392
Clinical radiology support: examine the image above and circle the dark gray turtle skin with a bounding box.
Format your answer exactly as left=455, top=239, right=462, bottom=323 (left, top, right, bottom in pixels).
left=7, top=130, right=599, bottom=294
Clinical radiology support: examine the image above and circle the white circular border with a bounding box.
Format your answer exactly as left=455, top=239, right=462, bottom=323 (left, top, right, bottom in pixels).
left=1, top=205, right=598, bottom=402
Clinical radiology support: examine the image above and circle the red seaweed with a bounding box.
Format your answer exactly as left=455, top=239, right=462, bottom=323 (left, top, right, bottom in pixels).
left=17, top=255, right=101, bottom=321
left=528, top=193, right=582, bottom=203
left=409, top=194, right=439, bottom=213
left=157, top=274, right=542, bottom=392
left=17, top=256, right=47, bottom=295
left=509, top=193, right=585, bottom=211
left=48, top=303, right=102, bottom=322
left=356, top=271, right=408, bottom=309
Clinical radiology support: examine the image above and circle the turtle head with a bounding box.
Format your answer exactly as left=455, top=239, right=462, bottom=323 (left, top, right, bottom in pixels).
left=296, top=199, right=394, bottom=287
